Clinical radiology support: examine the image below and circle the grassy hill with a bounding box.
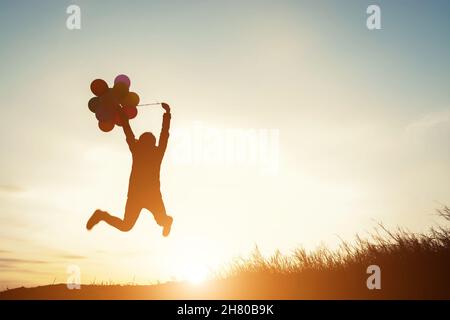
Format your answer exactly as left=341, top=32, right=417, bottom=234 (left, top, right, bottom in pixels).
left=1, top=207, right=449, bottom=300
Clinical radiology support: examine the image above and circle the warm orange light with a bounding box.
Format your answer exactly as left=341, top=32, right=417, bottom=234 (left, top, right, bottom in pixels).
left=180, top=263, right=208, bottom=285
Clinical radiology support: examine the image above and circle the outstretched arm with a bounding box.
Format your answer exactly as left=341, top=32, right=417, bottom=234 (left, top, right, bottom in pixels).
left=158, top=103, right=171, bottom=153
left=118, top=106, right=136, bottom=150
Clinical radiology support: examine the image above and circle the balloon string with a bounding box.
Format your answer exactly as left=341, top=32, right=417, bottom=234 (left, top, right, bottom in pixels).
left=137, top=102, right=161, bottom=107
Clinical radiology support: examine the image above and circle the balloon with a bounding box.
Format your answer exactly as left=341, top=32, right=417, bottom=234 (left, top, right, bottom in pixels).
left=120, top=92, right=140, bottom=108
left=98, top=120, right=115, bottom=132
left=114, top=111, right=123, bottom=127
left=112, top=82, right=129, bottom=99
left=95, top=104, right=115, bottom=122
left=88, top=76, right=140, bottom=133
left=88, top=97, right=100, bottom=113
left=124, top=106, right=138, bottom=119
left=100, top=89, right=120, bottom=108
left=114, top=74, right=131, bottom=88
left=90, top=79, right=109, bottom=97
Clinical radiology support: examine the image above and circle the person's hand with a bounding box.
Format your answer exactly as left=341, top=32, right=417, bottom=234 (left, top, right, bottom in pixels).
left=161, top=102, right=171, bottom=113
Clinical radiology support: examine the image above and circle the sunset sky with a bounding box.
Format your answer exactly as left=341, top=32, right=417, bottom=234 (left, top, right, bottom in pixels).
left=1, top=0, right=449, bottom=288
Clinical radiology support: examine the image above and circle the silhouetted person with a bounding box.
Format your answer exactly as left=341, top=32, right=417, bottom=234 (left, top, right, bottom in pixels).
left=86, top=103, right=173, bottom=237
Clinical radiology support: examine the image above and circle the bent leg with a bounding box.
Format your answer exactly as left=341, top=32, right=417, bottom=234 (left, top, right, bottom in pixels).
left=101, top=198, right=142, bottom=232
left=146, top=197, right=173, bottom=237
left=145, top=196, right=170, bottom=227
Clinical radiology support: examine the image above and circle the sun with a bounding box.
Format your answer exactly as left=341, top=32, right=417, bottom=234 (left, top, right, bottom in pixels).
left=181, top=263, right=209, bottom=285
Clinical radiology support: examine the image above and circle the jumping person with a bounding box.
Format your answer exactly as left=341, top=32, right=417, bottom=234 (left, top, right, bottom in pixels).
left=86, top=103, right=173, bottom=237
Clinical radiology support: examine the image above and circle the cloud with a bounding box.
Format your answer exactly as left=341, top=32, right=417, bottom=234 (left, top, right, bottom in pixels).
left=405, top=110, right=450, bottom=132
left=0, top=257, right=50, bottom=278
left=0, top=184, right=25, bottom=194
left=0, top=265, right=52, bottom=275
left=56, top=254, right=86, bottom=260
left=0, top=258, right=47, bottom=265
left=0, top=257, right=49, bottom=276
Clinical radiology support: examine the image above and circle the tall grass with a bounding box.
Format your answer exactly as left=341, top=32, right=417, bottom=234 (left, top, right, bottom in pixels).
left=215, top=206, right=450, bottom=299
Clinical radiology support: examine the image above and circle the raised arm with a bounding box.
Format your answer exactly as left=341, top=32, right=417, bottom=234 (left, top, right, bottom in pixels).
left=158, top=103, right=171, bottom=153
left=117, top=106, right=136, bottom=150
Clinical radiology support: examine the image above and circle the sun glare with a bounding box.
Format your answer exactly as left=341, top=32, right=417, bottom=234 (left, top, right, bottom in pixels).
left=181, top=264, right=209, bottom=285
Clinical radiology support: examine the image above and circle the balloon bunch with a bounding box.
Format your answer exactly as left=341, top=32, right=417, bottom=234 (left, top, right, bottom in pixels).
left=88, top=74, right=140, bottom=132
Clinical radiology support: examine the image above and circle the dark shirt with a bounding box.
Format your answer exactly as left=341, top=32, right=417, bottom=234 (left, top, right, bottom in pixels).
left=126, top=112, right=170, bottom=198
